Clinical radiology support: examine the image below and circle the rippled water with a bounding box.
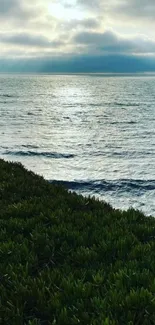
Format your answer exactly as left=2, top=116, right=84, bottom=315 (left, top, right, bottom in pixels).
left=1, top=73, right=155, bottom=216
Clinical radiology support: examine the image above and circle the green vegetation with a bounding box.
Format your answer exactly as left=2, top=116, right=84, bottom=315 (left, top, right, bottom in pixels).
left=0, top=158, right=155, bottom=325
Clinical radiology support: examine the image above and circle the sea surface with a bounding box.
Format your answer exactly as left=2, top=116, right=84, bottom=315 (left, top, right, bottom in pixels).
left=1, top=73, right=155, bottom=216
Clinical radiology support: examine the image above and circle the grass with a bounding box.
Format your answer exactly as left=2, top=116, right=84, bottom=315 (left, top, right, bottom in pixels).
left=0, top=158, right=155, bottom=325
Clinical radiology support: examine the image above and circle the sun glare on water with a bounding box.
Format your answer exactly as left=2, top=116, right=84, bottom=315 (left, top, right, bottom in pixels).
left=48, top=2, right=85, bottom=20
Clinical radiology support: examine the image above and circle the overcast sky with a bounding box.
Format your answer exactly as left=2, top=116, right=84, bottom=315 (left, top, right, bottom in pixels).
left=1, top=0, right=155, bottom=72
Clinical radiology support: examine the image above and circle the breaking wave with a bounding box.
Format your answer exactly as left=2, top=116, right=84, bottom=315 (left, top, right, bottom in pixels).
left=51, top=179, right=155, bottom=195
left=4, top=150, right=75, bottom=159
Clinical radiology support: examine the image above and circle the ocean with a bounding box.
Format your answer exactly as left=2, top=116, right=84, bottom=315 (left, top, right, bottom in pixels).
left=1, top=73, right=155, bottom=216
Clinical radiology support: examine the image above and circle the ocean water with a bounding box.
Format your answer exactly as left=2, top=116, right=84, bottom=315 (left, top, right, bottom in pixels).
left=1, top=73, right=155, bottom=216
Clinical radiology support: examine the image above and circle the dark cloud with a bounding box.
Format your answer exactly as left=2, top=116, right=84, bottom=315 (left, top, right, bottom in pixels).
left=116, top=0, right=155, bottom=20
left=74, top=30, right=155, bottom=54
left=0, top=53, right=155, bottom=73
left=0, top=0, right=42, bottom=24
left=0, top=32, right=63, bottom=48
left=1, top=29, right=155, bottom=57
left=78, top=18, right=100, bottom=29
left=74, top=30, right=116, bottom=45
left=77, top=0, right=101, bottom=10
left=61, top=17, right=100, bottom=32
left=77, top=0, right=155, bottom=24
left=0, top=0, right=19, bottom=14
left=0, top=0, right=26, bottom=19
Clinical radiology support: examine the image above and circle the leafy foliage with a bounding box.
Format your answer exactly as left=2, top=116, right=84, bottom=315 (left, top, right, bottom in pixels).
left=0, top=158, right=155, bottom=324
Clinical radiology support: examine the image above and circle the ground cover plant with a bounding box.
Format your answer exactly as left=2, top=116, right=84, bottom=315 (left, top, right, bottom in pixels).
left=0, top=158, right=155, bottom=324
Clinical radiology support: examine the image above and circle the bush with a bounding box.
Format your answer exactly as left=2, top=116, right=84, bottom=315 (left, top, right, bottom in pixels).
left=0, top=158, right=155, bottom=325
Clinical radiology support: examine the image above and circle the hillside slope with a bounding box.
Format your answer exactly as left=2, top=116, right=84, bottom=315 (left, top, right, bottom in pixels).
left=0, top=159, right=155, bottom=325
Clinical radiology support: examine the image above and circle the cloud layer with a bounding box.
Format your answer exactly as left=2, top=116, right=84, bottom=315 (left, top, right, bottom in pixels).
left=0, top=0, right=155, bottom=71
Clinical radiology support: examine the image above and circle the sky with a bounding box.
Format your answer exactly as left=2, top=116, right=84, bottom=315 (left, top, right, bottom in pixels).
left=0, top=0, right=155, bottom=72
